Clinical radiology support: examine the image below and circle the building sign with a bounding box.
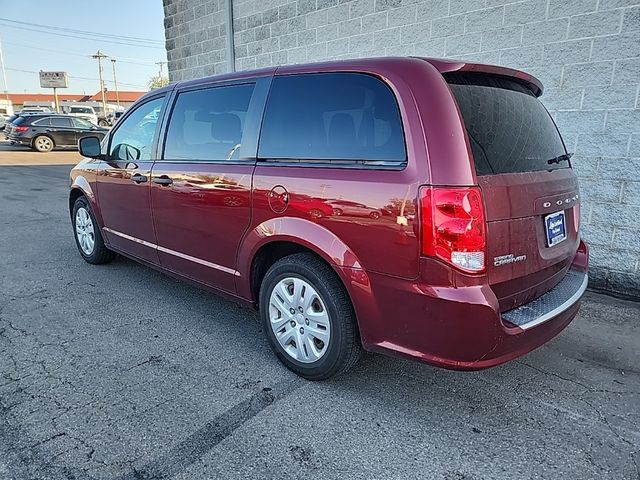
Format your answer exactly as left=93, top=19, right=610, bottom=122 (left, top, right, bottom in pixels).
left=39, top=71, right=68, bottom=89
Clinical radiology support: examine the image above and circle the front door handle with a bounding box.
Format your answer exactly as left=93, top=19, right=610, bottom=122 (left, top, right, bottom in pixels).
left=131, top=174, right=148, bottom=184
left=152, top=175, right=173, bottom=186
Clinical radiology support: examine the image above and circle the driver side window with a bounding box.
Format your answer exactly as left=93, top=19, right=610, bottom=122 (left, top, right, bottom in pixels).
left=109, top=96, right=165, bottom=161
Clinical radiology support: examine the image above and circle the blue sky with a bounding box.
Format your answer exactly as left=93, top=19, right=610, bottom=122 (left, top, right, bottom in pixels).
left=0, top=0, right=167, bottom=94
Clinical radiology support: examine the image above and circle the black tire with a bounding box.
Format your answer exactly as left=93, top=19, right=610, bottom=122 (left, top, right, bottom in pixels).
left=72, top=196, right=116, bottom=264
left=98, top=119, right=109, bottom=127
left=32, top=135, right=54, bottom=152
left=259, top=253, right=362, bottom=380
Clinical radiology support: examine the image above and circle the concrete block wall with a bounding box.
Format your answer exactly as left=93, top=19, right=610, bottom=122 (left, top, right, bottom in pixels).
left=163, top=0, right=229, bottom=81
left=163, top=0, right=640, bottom=297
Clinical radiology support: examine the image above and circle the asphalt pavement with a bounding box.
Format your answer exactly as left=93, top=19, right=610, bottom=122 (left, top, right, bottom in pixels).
left=0, top=140, right=81, bottom=166
left=0, top=163, right=638, bottom=480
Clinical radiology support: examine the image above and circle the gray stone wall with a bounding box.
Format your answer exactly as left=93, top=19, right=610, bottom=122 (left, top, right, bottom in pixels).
left=163, top=0, right=640, bottom=296
left=163, top=0, right=229, bottom=81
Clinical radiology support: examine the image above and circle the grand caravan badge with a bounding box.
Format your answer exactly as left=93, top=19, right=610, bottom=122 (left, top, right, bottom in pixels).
left=494, top=254, right=527, bottom=267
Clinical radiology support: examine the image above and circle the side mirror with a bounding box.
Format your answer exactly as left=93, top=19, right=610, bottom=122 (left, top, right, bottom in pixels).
left=79, top=136, right=102, bottom=159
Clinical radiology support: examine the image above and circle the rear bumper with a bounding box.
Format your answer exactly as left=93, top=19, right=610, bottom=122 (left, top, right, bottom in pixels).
left=7, top=134, right=29, bottom=145
left=352, top=240, right=589, bottom=370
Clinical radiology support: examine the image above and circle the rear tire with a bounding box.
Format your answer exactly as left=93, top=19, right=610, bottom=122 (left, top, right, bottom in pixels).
left=32, top=135, right=54, bottom=152
left=259, top=253, right=362, bottom=380
left=72, top=196, right=116, bottom=264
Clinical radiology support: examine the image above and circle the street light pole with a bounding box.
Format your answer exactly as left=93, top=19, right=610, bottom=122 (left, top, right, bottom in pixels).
left=91, top=50, right=108, bottom=115
left=110, top=58, right=120, bottom=108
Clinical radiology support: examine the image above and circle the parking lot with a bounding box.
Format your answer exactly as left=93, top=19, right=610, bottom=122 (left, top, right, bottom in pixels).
left=0, top=161, right=638, bottom=479
left=0, top=140, right=81, bottom=166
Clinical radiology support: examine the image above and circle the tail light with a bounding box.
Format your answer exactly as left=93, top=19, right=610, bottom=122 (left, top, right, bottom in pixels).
left=14, top=126, right=29, bottom=133
left=420, top=186, right=486, bottom=273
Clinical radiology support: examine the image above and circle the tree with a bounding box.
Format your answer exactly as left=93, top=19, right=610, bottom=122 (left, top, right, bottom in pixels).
left=148, top=75, right=169, bottom=90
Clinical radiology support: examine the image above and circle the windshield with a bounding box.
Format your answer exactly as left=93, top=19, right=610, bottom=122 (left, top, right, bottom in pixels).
left=446, top=73, right=568, bottom=176
left=71, top=107, right=94, bottom=114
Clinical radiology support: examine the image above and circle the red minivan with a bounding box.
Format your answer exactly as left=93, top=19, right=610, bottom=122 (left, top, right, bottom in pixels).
left=70, top=57, right=589, bottom=380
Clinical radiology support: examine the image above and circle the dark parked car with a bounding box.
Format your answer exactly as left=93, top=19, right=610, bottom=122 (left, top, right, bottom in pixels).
left=69, top=57, right=589, bottom=380
left=1, top=113, right=19, bottom=132
left=8, top=114, right=108, bottom=152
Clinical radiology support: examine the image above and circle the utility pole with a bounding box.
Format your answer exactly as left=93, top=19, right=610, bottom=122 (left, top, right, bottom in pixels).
left=156, top=61, right=167, bottom=86
left=0, top=36, right=9, bottom=101
left=91, top=50, right=108, bottom=115
left=53, top=86, right=59, bottom=113
left=110, top=58, right=120, bottom=108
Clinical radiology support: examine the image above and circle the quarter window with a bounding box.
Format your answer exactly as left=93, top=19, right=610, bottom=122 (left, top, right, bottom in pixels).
left=163, top=83, right=256, bottom=162
left=109, top=96, right=165, bottom=161
left=258, top=73, right=406, bottom=164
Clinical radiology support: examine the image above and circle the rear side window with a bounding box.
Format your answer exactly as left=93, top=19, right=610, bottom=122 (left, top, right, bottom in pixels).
left=31, top=118, right=51, bottom=126
left=164, top=83, right=255, bottom=162
left=446, top=73, right=568, bottom=176
left=50, top=117, right=72, bottom=127
left=259, top=73, right=406, bottom=164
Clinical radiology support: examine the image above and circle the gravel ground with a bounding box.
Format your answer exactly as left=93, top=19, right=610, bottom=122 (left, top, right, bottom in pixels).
left=0, top=165, right=638, bottom=480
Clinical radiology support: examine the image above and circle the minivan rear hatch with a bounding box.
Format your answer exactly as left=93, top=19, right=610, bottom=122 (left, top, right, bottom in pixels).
left=445, top=72, right=580, bottom=312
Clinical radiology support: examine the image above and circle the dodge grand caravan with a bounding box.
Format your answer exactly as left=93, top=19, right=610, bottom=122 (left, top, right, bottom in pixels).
left=69, top=57, right=589, bottom=380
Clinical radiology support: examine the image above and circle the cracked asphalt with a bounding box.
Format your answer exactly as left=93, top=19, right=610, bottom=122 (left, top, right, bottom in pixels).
left=0, top=164, right=639, bottom=480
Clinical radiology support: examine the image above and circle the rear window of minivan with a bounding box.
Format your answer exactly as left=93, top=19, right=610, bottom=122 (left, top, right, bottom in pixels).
left=446, top=73, right=568, bottom=176
left=259, top=73, right=406, bottom=165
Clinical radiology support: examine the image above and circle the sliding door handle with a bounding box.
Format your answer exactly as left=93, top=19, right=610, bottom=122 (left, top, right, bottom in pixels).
left=152, top=175, right=173, bottom=186
left=131, top=174, right=148, bottom=184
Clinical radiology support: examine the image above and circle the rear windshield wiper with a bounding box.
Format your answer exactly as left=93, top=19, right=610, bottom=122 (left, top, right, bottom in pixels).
left=547, top=153, right=573, bottom=165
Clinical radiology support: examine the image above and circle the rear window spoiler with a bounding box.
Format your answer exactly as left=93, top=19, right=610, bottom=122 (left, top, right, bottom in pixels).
left=416, top=57, right=544, bottom=97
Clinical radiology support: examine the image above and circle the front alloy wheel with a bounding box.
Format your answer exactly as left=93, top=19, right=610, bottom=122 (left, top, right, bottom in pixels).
left=71, top=196, right=116, bottom=264
left=75, top=207, right=95, bottom=255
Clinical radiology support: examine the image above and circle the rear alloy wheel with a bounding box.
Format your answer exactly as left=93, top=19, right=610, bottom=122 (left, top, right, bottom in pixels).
left=269, top=277, right=331, bottom=363
left=260, top=253, right=362, bottom=380
left=33, top=135, right=54, bottom=152
left=72, top=196, right=116, bottom=264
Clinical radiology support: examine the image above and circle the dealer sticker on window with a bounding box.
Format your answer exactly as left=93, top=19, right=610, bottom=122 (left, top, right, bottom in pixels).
left=545, top=211, right=567, bottom=247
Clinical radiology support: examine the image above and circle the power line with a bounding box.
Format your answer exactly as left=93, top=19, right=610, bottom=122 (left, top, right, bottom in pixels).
left=5, top=67, right=147, bottom=89
left=3, top=41, right=162, bottom=66
left=3, top=40, right=87, bottom=58
left=0, top=17, right=164, bottom=45
left=0, top=23, right=164, bottom=49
